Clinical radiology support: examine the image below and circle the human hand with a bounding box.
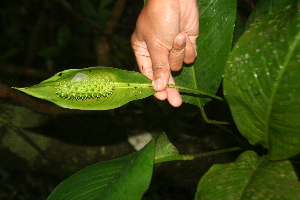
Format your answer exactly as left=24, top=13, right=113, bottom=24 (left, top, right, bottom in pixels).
left=131, top=0, right=199, bottom=107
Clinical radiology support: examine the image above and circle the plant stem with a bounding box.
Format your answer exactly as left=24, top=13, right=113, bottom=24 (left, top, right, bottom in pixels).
left=115, top=83, right=223, bottom=101
left=154, top=147, right=242, bottom=164
left=181, top=147, right=242, bottom=160
left=168, top=84, right=223, bottom=101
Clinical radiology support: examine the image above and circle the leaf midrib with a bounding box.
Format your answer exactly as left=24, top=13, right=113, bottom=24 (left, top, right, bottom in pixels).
left=265, top=24, right=300, bottom=148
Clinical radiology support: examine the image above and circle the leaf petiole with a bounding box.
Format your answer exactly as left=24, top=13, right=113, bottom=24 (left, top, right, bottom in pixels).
left=113, top=83, right=223, bottom=102
left=168, top=84, right=223, bottom=101
left=155, top=147, right=242, bottom=164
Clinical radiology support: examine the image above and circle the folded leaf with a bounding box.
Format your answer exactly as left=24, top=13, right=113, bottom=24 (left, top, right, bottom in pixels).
left=47, top=135, right=155, bottom=200
left=15, top=67, right=155, bottom=110
left=47, top=133, right=178, bottom=199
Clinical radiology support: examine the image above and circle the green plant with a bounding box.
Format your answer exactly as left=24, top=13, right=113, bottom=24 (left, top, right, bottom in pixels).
left=14, top=0, right=300, bottom=199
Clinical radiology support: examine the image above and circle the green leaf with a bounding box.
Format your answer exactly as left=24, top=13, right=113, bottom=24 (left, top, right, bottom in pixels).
left=47, top=133, right=179, bottom=199
left=154, top=133, right=180, bottom=164
left=224, top=1, right=300, bottom=160
left=15, top=67, right=155, bottom=110
left=174, top=0, right=237, bottom=108
left=47, top=135, right=156, bottom=200
left=232, top=13, right=245, bottom=47
left=245, top=0, right=288, bottom=30
left=195, top=151, right=300, bottom=200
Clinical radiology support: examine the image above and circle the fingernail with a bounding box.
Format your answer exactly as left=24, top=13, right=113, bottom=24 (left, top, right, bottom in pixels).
left=177, top=38, right=185, bottom=46
left=153, top=79, right=165, bottom=89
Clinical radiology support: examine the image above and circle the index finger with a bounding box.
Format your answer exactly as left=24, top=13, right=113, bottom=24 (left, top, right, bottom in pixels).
left=131, top=33, right=154, bottom=80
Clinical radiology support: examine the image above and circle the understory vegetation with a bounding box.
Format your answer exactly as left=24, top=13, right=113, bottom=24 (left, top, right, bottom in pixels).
left=0, top=0, right=299, bottom=199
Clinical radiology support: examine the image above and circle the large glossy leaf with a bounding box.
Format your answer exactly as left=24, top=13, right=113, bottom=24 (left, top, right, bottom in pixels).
left=15, top=67, right=155, bottom=110
left=244, top=0, right=288, bottom=30
left=47, top=133, right=179, bottom=199
left=224, top=1, right=300, bottom=160
left=47, top=144, right=153, bottom=200
left=195, top=151, right=300, bottom=200
left=174, top=0, right=236, bottom=108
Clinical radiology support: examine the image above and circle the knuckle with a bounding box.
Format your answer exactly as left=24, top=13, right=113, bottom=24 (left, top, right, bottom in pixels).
left=171, top=47, right=185, bottom=54
left=152, top=64, right=169, bottom=74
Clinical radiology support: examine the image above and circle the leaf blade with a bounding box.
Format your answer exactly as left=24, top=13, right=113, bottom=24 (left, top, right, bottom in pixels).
left=244, top=0, right=288, bottom=30
left=195, top=151, right=300, bottom=200
left=174, top=0, right=237, bottom=108
left=47, top=136, right=156, bottom=200
left=224, top=1, right=300, bottom=159
left=15, top=67, right=155, bottom=110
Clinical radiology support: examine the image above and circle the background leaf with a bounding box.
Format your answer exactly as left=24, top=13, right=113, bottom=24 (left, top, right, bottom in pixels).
left=47, top=133, right=178, bottom=199
left=244, top=0, right=287, bottom=30
left=195, top=151, right=300, bottom=200
left=15, top=67, right=155, bottom=110
left=154, top=133, right=179, bottom=164
left=224, top=1, right=300, bottom=160
left=232, top=13, right=245, bottom=47
left=174, top=0, right=237, bottom=108
left=47, top=136, right=155, bottom=200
